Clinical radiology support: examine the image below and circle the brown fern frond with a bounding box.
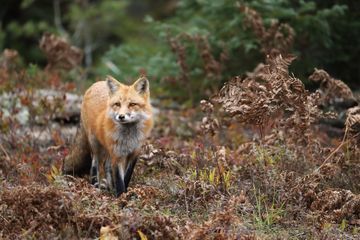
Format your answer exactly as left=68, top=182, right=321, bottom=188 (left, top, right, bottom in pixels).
left=193, top=36, right=222, bottom=80
left=39, top=33, right=83, bottom=71
left=345, top=106, right=360, bottom=143
left=212, top=54, right=326, bottom=144
left=309, top=68, right=355, bottom=105
left=168, top=35, right=189, bottom=83
left=240, top=5, right=265, bottom=39
left=240, top=5, right=295, bottom=55
left=0, top=49, right=20, bottom=70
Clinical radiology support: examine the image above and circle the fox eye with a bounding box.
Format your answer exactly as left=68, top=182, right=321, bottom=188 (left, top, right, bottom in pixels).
left=129, top=102, right=138, bottom=107
left=113, top=102, right=121, bottom=107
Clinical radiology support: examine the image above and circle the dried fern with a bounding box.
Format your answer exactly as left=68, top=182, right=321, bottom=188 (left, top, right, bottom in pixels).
left=309, top=68, right=356, bottom=107
left=240, top=5, right=295, bottom=56
left=345, top=106, right=360, bottom=144
left=39, top=33, right=83, bottom=71
left=212, top=54, right=326, bottom=144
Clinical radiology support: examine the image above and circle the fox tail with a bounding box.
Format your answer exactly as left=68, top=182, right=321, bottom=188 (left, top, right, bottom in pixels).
left=62, top=124, right=91, bottom=176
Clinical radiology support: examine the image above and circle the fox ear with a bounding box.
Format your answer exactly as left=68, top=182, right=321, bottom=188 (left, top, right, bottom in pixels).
left=133, top=77, right=149, bottom=95
left=106, top=75, right=121, bottom=95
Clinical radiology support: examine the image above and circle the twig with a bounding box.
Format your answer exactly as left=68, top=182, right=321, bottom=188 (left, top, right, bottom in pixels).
left=0, top=142, right=10, bottom=161
left=20, top=222, right=40, bottom=237
left=315, top=130, right=348, bottom=172
left=86, top=218, right=95, bottom=239
left=184, top=188, right=189, bottom=218
left=0, top=215, right=10, bottom=224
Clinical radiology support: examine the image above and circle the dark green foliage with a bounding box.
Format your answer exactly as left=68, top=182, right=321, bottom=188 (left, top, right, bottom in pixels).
left=0, top=0, right=143, bottom=67
left=98, top=0, right=358, bottom=103
left=0, top=0, right=55, bottom=64
left=64, top=0, right=145, bottom=67
left=1, top=0, right=359, bottom=103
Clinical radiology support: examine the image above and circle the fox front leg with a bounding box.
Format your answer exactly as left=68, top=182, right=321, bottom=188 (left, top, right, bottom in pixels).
left=89, top=135, right=101, bottom=187
left=124, top=157, right=138, bottom=189
left=90, top=156, right=100, bottom=187
left=105, top=158, right=113, bottom=191
left=112, top=160, right=127, bottom=197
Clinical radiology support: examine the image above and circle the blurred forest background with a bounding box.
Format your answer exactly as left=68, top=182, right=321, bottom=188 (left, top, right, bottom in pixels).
left=1, top=0, right=359, bottom=104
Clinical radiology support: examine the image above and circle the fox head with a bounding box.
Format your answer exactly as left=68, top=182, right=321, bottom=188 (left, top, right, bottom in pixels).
left=106, top=76, right=152, bottom=124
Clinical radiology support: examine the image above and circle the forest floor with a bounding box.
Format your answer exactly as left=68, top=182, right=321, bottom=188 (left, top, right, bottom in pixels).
left=1, top=103, right=359, bottom=239
left=1, top=41, right=360, bottom=239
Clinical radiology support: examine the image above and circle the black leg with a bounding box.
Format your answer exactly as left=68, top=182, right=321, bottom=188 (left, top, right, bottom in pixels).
left=105, top=159, right=112, bottom=190
left=90, top=166, right=97, bottom=185
left=90, top=157, right=99, bottom=186
left=124, top=157, right=138, bottom=189
left=113, top=165, right=126, bottom=197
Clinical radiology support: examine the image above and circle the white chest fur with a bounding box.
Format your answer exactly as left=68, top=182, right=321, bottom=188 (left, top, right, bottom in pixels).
left=110, top=123, right=144, bottom=157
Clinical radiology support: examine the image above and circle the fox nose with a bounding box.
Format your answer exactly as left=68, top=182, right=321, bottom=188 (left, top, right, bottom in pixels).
left=117, top=114, right=125, bottom=121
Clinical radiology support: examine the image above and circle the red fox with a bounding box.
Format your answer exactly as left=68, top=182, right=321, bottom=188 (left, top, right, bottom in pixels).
left=63, top=76, right=153, bottom=196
